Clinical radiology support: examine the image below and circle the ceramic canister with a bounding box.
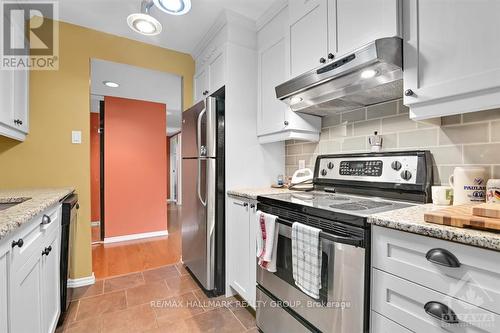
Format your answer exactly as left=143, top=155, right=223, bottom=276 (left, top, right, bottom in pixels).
left=449, top=167, right=487, bottom=205
left=486, top=179, right=500, bottom=203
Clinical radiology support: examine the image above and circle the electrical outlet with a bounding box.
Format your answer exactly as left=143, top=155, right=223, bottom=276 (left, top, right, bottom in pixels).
left=72, top=131, right=82, bottom=144
left=298, top=160, right=306, bottom=169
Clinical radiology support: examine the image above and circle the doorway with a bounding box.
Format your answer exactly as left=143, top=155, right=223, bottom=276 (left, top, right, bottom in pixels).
left=168, top=133, right=181, bottom=204
left=89, top=59, right=183, bottom=244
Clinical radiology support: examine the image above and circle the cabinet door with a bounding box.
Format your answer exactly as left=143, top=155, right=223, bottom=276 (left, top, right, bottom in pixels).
left=12, top=68, right=29, bottom=133
left=288, top=0, right=328, bottom=77
left=42, top=230, right=60, bottom=333
left=0, top=70, right=14, bottom=127
left=0, top=249, right=8, bottom=333
left=227, top=198, right=250, bottom=300
left=403, top=0, right=500, bottom=117
left=11, top=251, right=43, bottom=333
left=333, top=0, right=401, bottom=57
left=194, top=68, right=208, bottom=103
left=248, top=202, right=257, bottom=308
left=208, top=50, right=225, bottom=94
left=258, top=38, right=287, bottom=136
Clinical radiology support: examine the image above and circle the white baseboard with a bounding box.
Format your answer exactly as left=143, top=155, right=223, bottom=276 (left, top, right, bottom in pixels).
left=91, top=221, right=100, bottom=227
left=103, top=230, right=168, bottom=244
left=68, top=273, right=96, bottom=288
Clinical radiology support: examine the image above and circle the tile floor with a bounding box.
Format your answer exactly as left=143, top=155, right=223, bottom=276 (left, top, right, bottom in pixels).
left=58, top=263, right=257, bottom=333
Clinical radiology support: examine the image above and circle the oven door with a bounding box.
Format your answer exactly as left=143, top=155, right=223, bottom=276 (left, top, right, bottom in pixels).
left=256, top=220, right=366, bottom=333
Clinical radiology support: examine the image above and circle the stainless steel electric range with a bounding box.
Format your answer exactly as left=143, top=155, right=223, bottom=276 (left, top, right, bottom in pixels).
left=256, top=150, right=433, bottom=333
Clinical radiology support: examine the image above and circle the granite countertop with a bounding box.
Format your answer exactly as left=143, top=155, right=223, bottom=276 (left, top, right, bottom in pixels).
left=227, top=187, right=299, bottom=200
left=0, top=188, right=74, bottom=241
left=368, top=204, right=500, bottom=251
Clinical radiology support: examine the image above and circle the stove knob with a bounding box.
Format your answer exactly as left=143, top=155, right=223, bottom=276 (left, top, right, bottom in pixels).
left=327, top=162, right=334, bottom=169
left=391, top=161, right=402, bottom=171
left=400, top=170, right=412, bottom=181
left=321, top=169, right=328, bottom=176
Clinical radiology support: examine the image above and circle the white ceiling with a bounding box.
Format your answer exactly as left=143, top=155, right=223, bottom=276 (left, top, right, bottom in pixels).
left=58, top=0, right=272, bottom=54
left=90, top=59, right=182, bottom=136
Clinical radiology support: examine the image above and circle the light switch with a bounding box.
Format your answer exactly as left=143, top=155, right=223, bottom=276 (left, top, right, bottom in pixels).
left=298, top=160, right=306, bottom=169
left=72, top=131, right=82, bottom=144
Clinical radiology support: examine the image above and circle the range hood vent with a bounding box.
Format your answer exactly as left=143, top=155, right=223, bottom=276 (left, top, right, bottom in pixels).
left=275, top=37, right=403, bottom=116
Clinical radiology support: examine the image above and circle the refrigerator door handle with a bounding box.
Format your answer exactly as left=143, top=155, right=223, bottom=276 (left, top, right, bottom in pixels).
left=197, top=108, right=207, bottom=207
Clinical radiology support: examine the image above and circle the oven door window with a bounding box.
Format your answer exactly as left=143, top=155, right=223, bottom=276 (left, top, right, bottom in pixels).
left=274, top=233, right=329, bottom=304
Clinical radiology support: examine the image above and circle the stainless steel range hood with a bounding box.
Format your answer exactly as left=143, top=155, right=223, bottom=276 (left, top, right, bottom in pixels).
left=275, top=37, right=403, bottom=116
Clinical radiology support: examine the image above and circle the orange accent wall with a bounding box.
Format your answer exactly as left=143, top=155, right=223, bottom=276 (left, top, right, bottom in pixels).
left=104, top=96, right=168, bottom=238
left=90, top=113, right=100, bottom=222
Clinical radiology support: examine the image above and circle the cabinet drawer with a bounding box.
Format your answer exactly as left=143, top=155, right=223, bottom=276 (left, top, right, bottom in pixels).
left=11, top=205, right=60, bottom=272
left=372, top=268, right=500, bottom=332
left=371, top=311, right=411, bottom=333
left=372, top=226, right=500, bottom=314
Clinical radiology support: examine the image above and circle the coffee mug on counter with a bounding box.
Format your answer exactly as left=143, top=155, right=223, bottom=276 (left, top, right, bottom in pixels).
left=449, top=167, right=487, bottom=205
left=487, top=179, right=500, bottom=203
left=432, top=186, right=453, bottom=205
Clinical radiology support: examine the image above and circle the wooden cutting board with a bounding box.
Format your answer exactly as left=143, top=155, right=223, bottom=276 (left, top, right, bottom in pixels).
left=472, top=203, right=500, bottom=219
left=424, top=204, right=500, bottom=231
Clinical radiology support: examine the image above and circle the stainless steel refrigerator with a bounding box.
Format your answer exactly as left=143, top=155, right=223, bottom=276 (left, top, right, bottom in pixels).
left=181, top=95, right=225, bottom=296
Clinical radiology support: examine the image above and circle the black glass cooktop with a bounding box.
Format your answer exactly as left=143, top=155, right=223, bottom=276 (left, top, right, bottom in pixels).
left=257, top=191, right=413, bottom=218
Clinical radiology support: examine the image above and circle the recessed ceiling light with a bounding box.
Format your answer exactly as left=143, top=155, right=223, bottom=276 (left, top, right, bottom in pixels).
left=154, top=0, right=191, bottom=15
left=127, top=0, right=162, bottom=36
left=127, top=13, right=162, bottom=36
left=290, top=96, right=303, bottom=105
left=103, top=81, right=119, bottom=88
left=360, top=69, right=378, bottom=79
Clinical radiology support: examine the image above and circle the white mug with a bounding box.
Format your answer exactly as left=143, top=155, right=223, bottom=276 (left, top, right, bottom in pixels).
left=486, top=179, right=500, bottom=203
left=449, top=167, right=487, bottom=205
left=432, top=186, right=453, bottom=205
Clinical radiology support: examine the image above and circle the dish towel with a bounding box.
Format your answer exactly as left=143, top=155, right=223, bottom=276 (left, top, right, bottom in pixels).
left=292, top=222, right=322, bottom=299
left=256, top=210, right=279, bottom=272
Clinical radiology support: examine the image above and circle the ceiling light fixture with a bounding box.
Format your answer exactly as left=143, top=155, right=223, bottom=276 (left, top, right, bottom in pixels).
left=103, top=81, right=119, bottom=88
left=127, top=0, right=162, bottom=36
left=153, top=0, right=191, bottom=15
left=360, top=69, right=378, bottom=79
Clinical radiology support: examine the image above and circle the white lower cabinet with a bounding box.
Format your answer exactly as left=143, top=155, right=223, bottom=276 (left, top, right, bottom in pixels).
left=371, top=226, right=500, bottom=332
left=3, top=204, right=62, bottom=333
left=226, top=196, right=257, bottom=308
left=42, top=230, right=61, bottom=333
left=11, top=248, right=44, bottom=333
left=0, top=247, right=8, bottom=333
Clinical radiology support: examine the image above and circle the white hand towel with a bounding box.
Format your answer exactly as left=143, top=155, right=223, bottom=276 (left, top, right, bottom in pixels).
left=256, top=210, right=279, bottom=273
left=292, top=222, right=322, bottom=299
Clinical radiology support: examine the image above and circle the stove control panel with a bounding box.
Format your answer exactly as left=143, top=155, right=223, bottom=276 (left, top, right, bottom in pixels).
left=316, top=154, right=419, bottom=184
left=339, top=160, right=383, bottom=176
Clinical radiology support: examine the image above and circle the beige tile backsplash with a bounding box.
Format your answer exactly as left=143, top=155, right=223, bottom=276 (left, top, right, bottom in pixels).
left=284, top=99, right=500, bottom=185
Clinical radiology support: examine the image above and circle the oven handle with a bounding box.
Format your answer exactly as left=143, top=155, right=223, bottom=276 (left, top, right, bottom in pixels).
left=275, top=217, right=364, bottom=248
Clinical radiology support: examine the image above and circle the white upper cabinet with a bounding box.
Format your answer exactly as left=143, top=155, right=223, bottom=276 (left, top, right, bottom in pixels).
left=257, top=3, right=321, bottom=143
left=0, top=10, right=29, bottom=141
left=288, top=0, right=329, bottom=77
left=208, top=50, right=225, bottom=95
left=193, top=30, right=227, bottom=104
left=403, top=0, right=500, bottom=120
left=333, top=0, right=401, bottom=57
left=194, top=68, right=209, bottom=104
left=259, top=38, right=287, bottom=135
left=287, top=0, right=401, bottom=78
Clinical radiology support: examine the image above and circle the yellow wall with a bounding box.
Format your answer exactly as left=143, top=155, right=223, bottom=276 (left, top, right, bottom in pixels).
left=0, top=21, right=194, bottom=278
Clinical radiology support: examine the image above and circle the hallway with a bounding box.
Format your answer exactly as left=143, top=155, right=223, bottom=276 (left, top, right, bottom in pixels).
left=92, top=204, right=181, bottom=279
